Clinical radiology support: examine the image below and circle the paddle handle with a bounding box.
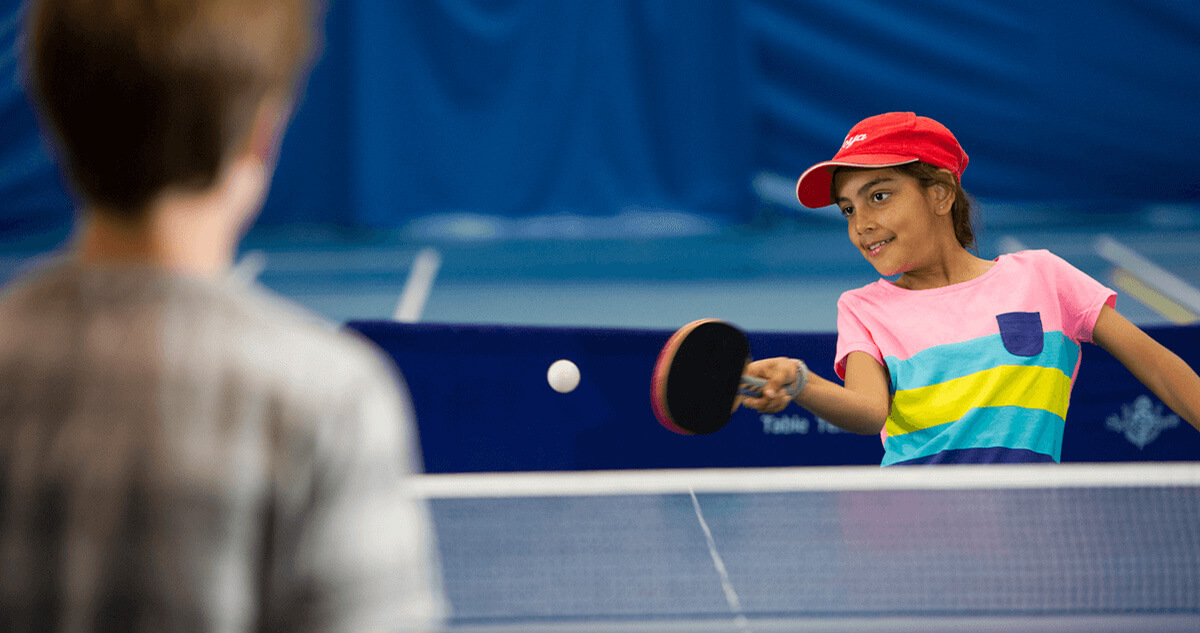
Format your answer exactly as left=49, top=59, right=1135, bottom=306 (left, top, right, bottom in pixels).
left=738, top=359, right=808, bottom=397
left=740, top=375, right=767, bottom=389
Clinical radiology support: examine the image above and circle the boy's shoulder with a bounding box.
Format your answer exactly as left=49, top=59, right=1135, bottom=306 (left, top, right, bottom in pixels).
left=204, top=276, right=395, bottom=387
left=0, top=258, right=393, bottom=395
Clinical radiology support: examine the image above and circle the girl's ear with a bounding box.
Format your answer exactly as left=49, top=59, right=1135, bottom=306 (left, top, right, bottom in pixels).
left=934, top=186, right=955, bottom=216
left=931, top=169, right=957, bottom=216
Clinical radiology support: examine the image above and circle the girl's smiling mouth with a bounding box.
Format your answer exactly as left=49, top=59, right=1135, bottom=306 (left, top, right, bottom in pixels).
left=865, top=237, right=894, bottom=256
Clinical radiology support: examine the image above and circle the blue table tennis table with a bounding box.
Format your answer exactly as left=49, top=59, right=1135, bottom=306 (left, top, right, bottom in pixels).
left=416, top=464, right=1200, bottom=633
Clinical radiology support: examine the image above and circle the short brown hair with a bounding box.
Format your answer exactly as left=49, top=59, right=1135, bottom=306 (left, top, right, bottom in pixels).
left=26, top=0, right=317, bottom=218
left=832, top=161, right=977, bottom=250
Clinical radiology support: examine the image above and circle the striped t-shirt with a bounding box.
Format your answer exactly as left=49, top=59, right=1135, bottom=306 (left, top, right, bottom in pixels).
left=0, top=258, right=445, bottom=632
left=835, top=250, right=1116, bottom=466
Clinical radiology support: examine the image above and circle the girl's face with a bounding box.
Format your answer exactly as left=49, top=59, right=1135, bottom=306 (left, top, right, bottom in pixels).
left=833, top=167, right=947, bottom=277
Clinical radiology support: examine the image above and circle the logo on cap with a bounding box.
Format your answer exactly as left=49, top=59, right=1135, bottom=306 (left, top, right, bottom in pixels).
left=842, top=133, right=867, bottom=150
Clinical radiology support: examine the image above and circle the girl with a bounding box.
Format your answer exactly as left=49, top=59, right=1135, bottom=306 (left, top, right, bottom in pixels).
left=743, top=112, right=1200, bottom=465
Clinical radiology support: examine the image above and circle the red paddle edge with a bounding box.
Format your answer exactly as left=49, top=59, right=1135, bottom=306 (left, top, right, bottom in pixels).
left=651, top=318, right=724, bottom=435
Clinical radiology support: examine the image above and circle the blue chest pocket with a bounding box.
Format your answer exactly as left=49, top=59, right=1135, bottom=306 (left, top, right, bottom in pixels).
left=996, top=311, right=1044, bottom=357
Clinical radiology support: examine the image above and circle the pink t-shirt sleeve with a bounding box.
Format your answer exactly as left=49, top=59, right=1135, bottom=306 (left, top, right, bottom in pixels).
left=1044, top=251, right=1117, bottom=343
left=834, top=292, right=884, bottom=380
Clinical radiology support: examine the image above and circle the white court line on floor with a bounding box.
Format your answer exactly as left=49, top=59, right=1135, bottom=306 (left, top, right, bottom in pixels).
left=1094, top=235, right=1200, bottom=314
left=394, top=247, right=442, bottom=322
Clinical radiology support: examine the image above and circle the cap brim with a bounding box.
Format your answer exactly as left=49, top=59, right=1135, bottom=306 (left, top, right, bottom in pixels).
left=794, top=155, right=919, bottom=208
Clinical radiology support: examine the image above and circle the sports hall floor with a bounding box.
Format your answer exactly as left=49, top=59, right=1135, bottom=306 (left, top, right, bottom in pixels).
left=2, top=199, right=1199, bottom=333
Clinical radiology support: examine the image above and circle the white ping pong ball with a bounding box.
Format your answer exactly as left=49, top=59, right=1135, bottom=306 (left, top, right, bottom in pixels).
left=547, top=359, right=581, bottom=393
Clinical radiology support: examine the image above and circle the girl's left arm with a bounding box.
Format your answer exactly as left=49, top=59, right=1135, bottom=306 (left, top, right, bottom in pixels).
left=1091, top=305, right=1200, bottom=432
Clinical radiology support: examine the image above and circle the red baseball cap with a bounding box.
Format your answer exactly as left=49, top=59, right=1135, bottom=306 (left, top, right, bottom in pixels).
left=794, top=112, right=969, bottom=208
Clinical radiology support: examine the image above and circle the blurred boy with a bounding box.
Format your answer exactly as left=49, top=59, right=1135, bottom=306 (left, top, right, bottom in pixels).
left=0, top=1, right=444, bottom=631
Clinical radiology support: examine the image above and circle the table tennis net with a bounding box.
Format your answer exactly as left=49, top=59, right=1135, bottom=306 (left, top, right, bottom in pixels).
left=413, top=464, right=1200, bottom=627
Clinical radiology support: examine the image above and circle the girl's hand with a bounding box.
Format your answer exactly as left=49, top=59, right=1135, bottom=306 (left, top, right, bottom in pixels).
left=740, top=357, right=805, bottom=413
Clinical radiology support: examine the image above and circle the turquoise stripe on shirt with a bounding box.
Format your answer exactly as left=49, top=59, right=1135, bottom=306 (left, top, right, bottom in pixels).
left=885, top=332, right=1080, bottom=392
left=881, top=406, right=1066, bottom=466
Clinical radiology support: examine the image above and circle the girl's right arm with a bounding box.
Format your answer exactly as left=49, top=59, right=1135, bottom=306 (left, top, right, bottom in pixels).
left=742, top=351, right=891, bottom=435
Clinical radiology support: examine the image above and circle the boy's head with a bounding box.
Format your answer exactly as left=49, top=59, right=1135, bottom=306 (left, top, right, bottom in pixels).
left=26, top=0, right=317, bottom=220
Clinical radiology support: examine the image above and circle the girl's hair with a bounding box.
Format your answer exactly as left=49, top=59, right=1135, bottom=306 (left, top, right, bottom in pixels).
left=832, top=162, right=976, bottom=251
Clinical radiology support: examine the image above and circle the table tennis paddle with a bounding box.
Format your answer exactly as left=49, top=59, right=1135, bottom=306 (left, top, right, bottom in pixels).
left=650, top=319, right=769, bottom=435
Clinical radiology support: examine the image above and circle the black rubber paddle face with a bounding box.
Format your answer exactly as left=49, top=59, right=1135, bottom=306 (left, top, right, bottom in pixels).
left=659, top=320, right=750, bottom=434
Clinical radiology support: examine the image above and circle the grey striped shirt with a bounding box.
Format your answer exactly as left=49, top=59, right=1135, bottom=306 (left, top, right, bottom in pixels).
left=0, top=258, right=444, bottom=632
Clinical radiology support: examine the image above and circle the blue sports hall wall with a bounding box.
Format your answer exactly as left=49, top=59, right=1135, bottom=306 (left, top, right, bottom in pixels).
left=2, top=0, right=1200, bottom=234
left=348, top=321, right=1200, bottom=472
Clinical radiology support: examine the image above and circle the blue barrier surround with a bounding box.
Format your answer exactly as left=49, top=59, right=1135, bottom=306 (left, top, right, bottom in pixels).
left=346, top=321, right=1200, bottom=473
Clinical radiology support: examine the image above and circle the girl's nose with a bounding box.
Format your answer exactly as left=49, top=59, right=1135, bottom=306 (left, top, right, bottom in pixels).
left=853, top=212, right=875, bottom=235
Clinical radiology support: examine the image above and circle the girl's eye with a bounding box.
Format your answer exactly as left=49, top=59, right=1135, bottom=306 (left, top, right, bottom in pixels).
left=871, top=191, right=890, bottom=203
left=840, top=206, right=854, bottom=218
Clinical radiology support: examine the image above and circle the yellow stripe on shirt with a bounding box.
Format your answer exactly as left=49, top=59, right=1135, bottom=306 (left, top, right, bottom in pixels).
left=886, top=364, right=1072, bottom=437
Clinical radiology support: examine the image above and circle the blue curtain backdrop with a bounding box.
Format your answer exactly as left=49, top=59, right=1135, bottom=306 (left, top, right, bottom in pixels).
left=2, top=0, right=1199, bottom=234
left=749, top=0, right=1200, bottom=205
